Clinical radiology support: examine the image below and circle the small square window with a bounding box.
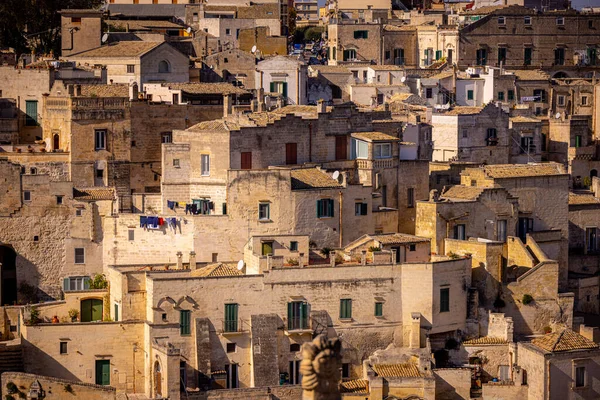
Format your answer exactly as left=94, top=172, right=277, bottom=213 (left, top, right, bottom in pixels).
left=259, top=202, right=270, bottom=221
left=76, top=209, right=83, bottom=217
left=162, top=313, right=168, bottom=322
left=497, top=16, right=505, bottom=25
left=127, top=65, right=135, bottom=74
left=225, top=29, right=231, bottom=35
left=342, top=363, right=350, bottom=378
left=462, top=129, right=468, bottom=138
left=23, top=191, right=31, bottom=202
left=74, top=248, right=85, bottom=264
left=582, top=96, right=589, bottom=106
left=524, top=16, right=531, bottom=25
left=128, top=229, right=135, bottom=241
left=409, top=244, right=416, bottom=251
left=467, top=90, right=474, bottom=101
left=224, top=58, right=229, bottom=63
left=556, top=17, right=564, bottom=26
left=290, top=343, right=301, bottom=352
left=96, top=169, right=104, bottom=179
left=60, top=342, right=68, bottom=354
left=498, top=91, right=505, bottom=101
left=558, top=95, right=565, bottom=106
left=56, top=195, right=63, bottom=205
left=290, top=241, right=298, bottom=251
left=173, top=159, right=180, bottom=168
left=33, top=236, right=39, bottom=242
left=226, top=343, right=236, bottom=353
left=131, top=140, right=136, bottom=147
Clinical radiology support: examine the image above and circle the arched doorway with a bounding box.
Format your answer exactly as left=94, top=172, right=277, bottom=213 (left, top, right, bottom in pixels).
left=553, top=71, right=569, bottom=79
left=53, top=134, right=59, bottom=151
left=80, top=298, right=103, bottom=322
left=0, top=245, right=17, bottom=305
left=154, top=361, right=162, bottom=398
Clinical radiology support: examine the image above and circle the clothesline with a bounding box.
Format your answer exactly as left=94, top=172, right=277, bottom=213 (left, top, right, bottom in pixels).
left=140, top=216, right=179, bottom=231
left=167, top=199, right=215, bottom=215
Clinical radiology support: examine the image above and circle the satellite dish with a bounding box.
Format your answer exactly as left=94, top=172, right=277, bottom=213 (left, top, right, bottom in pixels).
left=186, top=27, right=192, bottom=34
left=555, top=112, right=561, bottom=119
left=237, top=260, right=245, bottom=270
left=101, top=33, right=109, bottom=43
left=332, top=170, right=340, bottom=181
left=401, top=76, right=406, bottom=83
left=251, top=45, right=257, bottom=54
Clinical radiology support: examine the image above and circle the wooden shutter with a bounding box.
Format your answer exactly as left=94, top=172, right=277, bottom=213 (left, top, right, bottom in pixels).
left=287, top=302, right=293, bottom=329
left=327, top=199, right=334, bottom=218
left=270, top=82, right=275, bottom=93
left=282, top=82, right=288, bottom=99
left=241, top=152, right=252, bottom=169
left=63, top=278, right=69, bottom=291
left=300, top=302, right=308, bottom=329
left=286, top=143, right=297, bottom=165
left=316, top=200, right=322, bottom=218
left=335, top=136, right=347, bottom=160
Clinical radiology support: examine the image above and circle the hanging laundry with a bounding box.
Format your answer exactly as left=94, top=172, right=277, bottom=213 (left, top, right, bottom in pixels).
left=179, top=202, right=186, bottom=208
left=167, top=201, right=175, bottom=210
left=140, top=216, right=148, bottom=228
left=191, top=204, right=198, bottom=215
left=147, top=216, right=159, bottom=229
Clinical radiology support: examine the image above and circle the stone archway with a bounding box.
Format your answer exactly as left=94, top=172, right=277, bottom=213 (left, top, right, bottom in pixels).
left=0, top=245, right=17, bottom=305
left=154, top=361, right=163, bottom=398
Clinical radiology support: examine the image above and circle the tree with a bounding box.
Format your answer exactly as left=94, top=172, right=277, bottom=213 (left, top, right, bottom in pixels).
left=0, top=0, right=103, bottom=57
left=304, top=26, right=324, bottom=43
left=287, top=8, right=297, bottom=37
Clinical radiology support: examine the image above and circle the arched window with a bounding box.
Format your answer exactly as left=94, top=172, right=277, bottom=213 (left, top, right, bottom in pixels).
left=158, top=60, right=170, bottom=73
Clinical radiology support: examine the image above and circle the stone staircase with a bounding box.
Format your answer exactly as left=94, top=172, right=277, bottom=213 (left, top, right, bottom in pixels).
left=0, top=340, right=23, bottom=373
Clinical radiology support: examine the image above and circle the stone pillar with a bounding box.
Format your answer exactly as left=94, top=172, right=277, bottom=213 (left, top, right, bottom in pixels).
left=361, top=251, right=367, bottom=266
left=250, top=99, right=258, bottom=112
left=391, top=249, right=397, bottom=266
left=223, top=94, right=232, bottom=116
left=176, top=252, right=183, bottom=270
left=330, top=251, right=336, bottom=268
left=189, top=251, right=196, bottom=270
left=410, top=313, right=421, bottom=349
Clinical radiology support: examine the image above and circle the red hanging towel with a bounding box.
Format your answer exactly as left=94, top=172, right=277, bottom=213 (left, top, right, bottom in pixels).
left=158, top=217, right=164, bottom=226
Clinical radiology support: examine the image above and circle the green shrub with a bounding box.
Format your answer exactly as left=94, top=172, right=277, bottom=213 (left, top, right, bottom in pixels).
left=89, top=274, right=108, bottom=289
left=368, top=246, right=381, bottom=252
left=286, top=258, right=299, bottom=266
left=5, top=382, right=17, bottom=394
left=320, top=247, right=333, bottom=257
left=447, top=252, right=461, bottom=259
left=522, top=294, right=534, bottom=305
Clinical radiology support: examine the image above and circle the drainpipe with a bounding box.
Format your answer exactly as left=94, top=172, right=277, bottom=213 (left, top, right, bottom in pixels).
left=339, top=191, right=343, bottom=248
left=308, top=122, right=313, bottom=162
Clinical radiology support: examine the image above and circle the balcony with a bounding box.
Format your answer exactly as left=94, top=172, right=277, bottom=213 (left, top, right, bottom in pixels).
left=220, top=318, right=247, bottom=335
left=569, top=145, right=596, bottom=161
left=284, top=317, right=312, bottom=335
left=356, top=158, right=397, bottom=169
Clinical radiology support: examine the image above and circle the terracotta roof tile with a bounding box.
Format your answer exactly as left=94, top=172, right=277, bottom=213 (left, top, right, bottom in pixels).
left=69, top=41, right=162, bottom=58
left=531, top=329, right=599, bottom=353
left=481, top=163, right=566, bottom=179
left=384, top=24, right=416, bottom=31
left=351, top=131, right=399, bottom=142
left=191, top=263, right=243, bottom=278
left=442, top=106, right=483, bottom=116
left=463, top=336, right=508, bottom=345
left=80, top=84, right=129, bottom=98
left=441, top=186, right=484, bottom=201
left=569, top=192, right=600, bottom=205
left=372, top=363, right=421, bottom=377
left=166, top=82, right=249, bottom=96
left=73, top=187, right=116, bottom=201
left=510, top=116, right=541, bottom=123
left=370, top=233, right=430, bottom=245
left=340, top=379, right=369, bottom=394
left=291, top=168, right=343, bottom=190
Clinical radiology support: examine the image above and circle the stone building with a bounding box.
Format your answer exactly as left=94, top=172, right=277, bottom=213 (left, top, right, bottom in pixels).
left=458, top=6, right=600, bottom=79
left=202, top=49, right=258, bottom=89
left=255, top=56, right=308, bottom=105
left=67, top=41, right=190, bottom=90
left=60, top=9, right=103, bottom=57
left=308, top=65, right=354, bottom=102
left=431, top=103, right=511, bottom=164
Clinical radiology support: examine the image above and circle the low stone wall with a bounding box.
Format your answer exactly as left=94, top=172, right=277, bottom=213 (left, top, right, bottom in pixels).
left=206, top=385, right=302, bottom=399
left=433, top=368, right=471, bottom=400
left=1, top=372, right=116, bottom=399
left=482, top=381, right=528, bottom=400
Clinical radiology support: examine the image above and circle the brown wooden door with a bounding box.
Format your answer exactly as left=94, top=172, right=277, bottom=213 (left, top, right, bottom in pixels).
left=335, top=136, right=347, bottom=160
left=241, top=152, right=252, bottom=169
left=286, top=143, right=297, bottom=165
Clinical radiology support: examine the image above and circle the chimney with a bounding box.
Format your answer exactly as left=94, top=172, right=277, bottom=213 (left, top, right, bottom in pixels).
left=410, top=313, right=421, bottom=348
left=176, top=251, right=183, bottom=269
left=223, top=94, right=232, bottom=116
left=317, top=99, right=326, bottom=113
left=189, top=251, right=196, bottom=270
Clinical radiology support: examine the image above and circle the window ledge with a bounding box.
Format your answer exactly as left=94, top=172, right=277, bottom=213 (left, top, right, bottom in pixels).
left=258, top=219, right=272, bottom=223
left=339, top=318, right=353, bottom=322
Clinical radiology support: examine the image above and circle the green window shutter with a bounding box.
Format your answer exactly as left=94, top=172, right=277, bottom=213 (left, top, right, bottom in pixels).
left=354, top=31, right=359, bottom=39
left=282, top=82, right=288, bottom=99
left=375, top=302, right=383, bottom=317
left=25, top=100, right=38, bottom=126
left=301, top=302, right=308, bottom=329
left=316, top=200, right=322, bottom=218
left=328, top=199, right=334, bottom=217
left=364, top=31, right=368, bottom=39
left=361, top=203, right=368, bottom=215
left=63, top=278, right=69, bottom=291
left=270, top=82, right=275, bottom=93
left=114, top=304, right=119, bottom=321
left=436, top=50, right=442, bottom=60
left=287, top=302, right=293, bottom=329
left=180, top=310, right=191, bottom=335
left=83, top=277, right=91, bottom=290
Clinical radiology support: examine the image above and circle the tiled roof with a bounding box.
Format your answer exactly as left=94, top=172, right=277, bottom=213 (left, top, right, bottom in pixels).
left=441, top=186, right=484, bottom=201
left=309, top=65, right=351, bottom=74
left=351, top=131, right=399, bottom=142
left=106, top=19, right=184, bottom=30
left=187, top=119, right=240, bottom=132
left=463, top=336, right=508, bottom=345
left=73, top=187, right=115, bottom=201
left=340, top=379, right=369, bottom=394
left=482, top=163, right=566, bottom=179
left=569, top=192, right=600, bottom=205
left=166, top=82, right=249, bottom=96
left=80, top=84, right=129, bottom=98
left=370, top=233, right=430, bottom=245
left=531, top=329, right=599, bottom=353
left=429, top=70, right=454, bottom=80
left=191, top=263, right=243, bottom=278
left=384, top=24, right=416, bottom=31
left=511, top=69, right=549, bottom=81
left=107, top=4, right=186, bottom=18
left=442, top=106, right=483, bottom=116
left=368, top=65, right=404, bottom=71
left=291, top=168, right=343, bottom=190
left=510, top=116, right=541, bottom=123
left=69, top=41, right=162, bottom=58
left=372, top=363, right=421, bottom=378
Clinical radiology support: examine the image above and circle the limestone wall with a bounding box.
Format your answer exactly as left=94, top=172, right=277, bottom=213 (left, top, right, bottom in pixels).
left=1, top=372, right=116, bottom=400
left=433, top=368, right=472, bottom=400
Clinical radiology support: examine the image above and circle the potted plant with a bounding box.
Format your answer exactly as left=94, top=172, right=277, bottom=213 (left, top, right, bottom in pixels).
left=68, top=308, right=79, bottom=322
